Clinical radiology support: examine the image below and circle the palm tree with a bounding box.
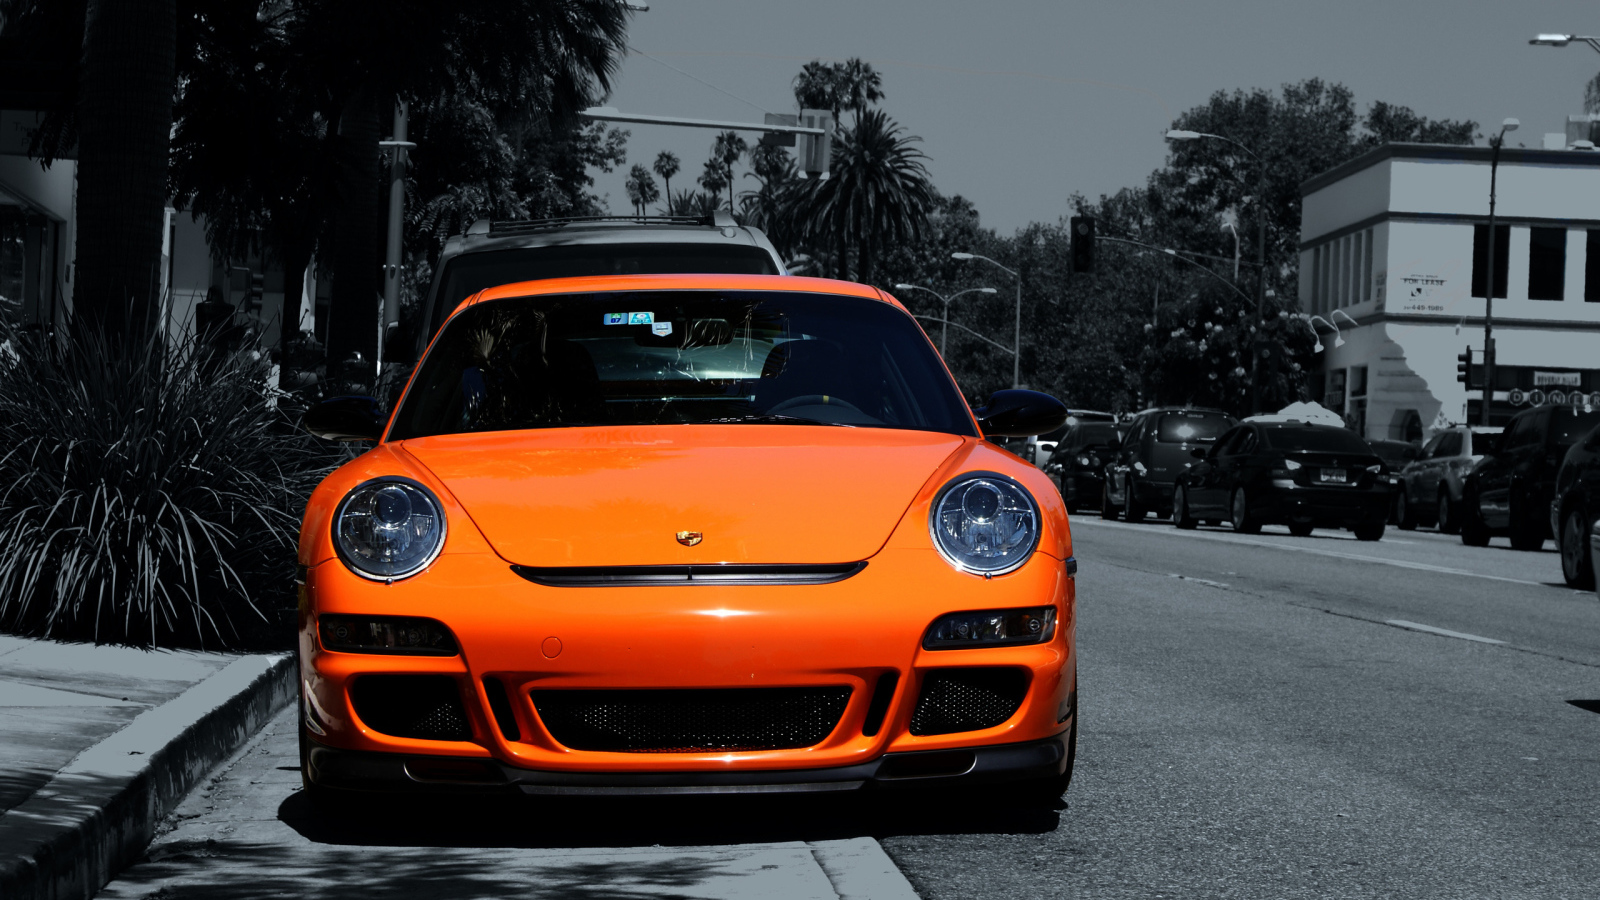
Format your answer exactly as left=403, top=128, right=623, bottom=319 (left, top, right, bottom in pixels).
left=710, top=131, right=747, bottom=212
left=790, top=58, right=883, bottom=124
left=653, top=151, right=680, bottom=211
left=791, top=109, right=936, bottom=285
left=72, top=0, right=177, bottom=340
left=625, top=164, right=658, bottom=217
left=697, top=157, right=729, bottom=210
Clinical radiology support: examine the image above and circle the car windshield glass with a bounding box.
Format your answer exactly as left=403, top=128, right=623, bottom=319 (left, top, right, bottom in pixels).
left=1156, top=412, right=1232, bottom=443
left=1262, top=425, right=1372, bottom=454
left=1368, top=442, right=1413, bottom=465
left=391, top=290, right=976, bottom=438
left=1552, top=408, right=1600, bottom=446
left=1074, top=424, right=1120, bottom=447
left=429, top=244, right=779, bottom=337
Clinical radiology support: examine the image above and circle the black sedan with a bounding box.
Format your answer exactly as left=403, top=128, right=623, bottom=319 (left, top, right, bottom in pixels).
left=1173, top=420, right=1392, bottom=541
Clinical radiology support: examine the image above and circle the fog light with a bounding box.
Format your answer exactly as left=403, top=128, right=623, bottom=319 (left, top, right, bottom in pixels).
left=318, top=615, right=458, bottom=656
left=923, top=607, right=1056, bottom=650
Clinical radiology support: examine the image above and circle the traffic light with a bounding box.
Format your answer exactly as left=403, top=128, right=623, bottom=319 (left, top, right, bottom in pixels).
left=1070, top=216, right=1095, bottom=273
left=797, top=109, right=834, bottom=179
left=1456, top=346, right=1472, bottom=385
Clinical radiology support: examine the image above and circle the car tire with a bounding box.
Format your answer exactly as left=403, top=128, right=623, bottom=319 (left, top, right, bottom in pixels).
left=1437, top=491, right=1461, bottom=535
left=1395, top=492, right=1418, bottom=531
left=1099, top=482, right=1120, bottom=520
left=1123, top=480, right=1147, bottom=522
left=1173, top=486, right=1199, bottom=529
left=1229, top=488, right=1261, bottom=535
left=1352, top=520, right=1385, bottom=541
left=1460, top=504, right=1491, bottom=547
left=1560, top=508, right=1596, bottom=590
left=1288, top=520, right=1315, bottom=537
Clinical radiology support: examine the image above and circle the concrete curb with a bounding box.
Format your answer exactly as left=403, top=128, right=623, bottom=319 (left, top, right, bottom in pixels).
left=0, top=652, right=295, bottom=900
left=809, top=838, right=922, bottom=899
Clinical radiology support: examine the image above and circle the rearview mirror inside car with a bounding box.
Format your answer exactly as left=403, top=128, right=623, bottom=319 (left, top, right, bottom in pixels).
left=302, top=395, right=384, bottom=442
left=974, top=390, right=1069, bottom=438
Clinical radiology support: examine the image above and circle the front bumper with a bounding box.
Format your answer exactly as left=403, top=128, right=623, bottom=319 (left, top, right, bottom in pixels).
left=306, top=726, right=1073, bottom=796
left=300, top=547, right=1075, bottom=780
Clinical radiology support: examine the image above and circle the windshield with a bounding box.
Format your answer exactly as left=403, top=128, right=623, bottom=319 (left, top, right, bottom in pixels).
left=391, top=290, right=976, bottom=439
left=1073, top=424, right=1121, bottom=448
left=1156, top=412, right=1233, bottom=443
left=1262, top=424, right=1373, bottom=454
left=1552, top=408, right=1600, bottom=446
left=428, top=244, right=780, bottom=338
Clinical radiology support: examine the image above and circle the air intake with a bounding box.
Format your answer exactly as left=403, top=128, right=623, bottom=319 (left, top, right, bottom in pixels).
left=531, top=686, right=851, bottom=753
left=909, top=668, right=1028, bottom=736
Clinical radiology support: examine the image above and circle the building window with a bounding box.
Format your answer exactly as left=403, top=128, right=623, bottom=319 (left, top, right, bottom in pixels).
left=1347, top=365, right=1368, bottom=438
left=1587, top=230, right=1600, bottom=302
left=1471, top=223, right=1509, bottom=300
left=1362, top=228, right=1374, bottom=302
left=1527, top=227, right=1566, bottom=301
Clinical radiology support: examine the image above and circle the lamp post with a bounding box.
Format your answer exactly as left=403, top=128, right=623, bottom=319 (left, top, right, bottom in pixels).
left=893, top=284, right=997, bottom=356
left=951, top=253, right=1021, bottom=388
left=1529, top=33, right=1600, bottom=52
left=1480, top=117, right=1519, bottom=426
left=1165, top=129, right=1269, bottom=413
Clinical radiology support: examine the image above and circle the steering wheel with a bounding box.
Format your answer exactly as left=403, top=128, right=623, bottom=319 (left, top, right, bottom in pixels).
left=767, top=394, right=863, bottom=414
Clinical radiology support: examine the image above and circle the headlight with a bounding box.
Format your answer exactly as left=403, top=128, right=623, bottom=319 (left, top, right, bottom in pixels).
left=333, top=477, right=447, bottom=580
left=929, top=472, right=1040, bottom=575
left=924, top=607, right=1056, bottom=649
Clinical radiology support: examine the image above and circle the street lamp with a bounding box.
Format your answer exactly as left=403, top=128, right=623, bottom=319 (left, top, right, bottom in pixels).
left=1529, top=33, right=1600, bottom=52
left=893, top=284, right=997, bottom=356
left=951, top=252, right=1022, bottom=388
left=1301, top=314, right=1344, bottom=354
left=1166, top=128, right=1270, bottom=413
left=1480, top=117, right=1519, bottom=426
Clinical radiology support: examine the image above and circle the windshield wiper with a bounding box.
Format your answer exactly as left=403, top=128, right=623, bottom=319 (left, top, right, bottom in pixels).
left=703, top=415, right=854, bottom=427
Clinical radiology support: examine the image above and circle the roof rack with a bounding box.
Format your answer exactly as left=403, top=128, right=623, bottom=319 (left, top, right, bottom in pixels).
left=466, top=211, right=736, bottom=236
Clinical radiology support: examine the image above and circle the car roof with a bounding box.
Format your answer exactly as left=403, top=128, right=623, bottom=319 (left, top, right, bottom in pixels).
left=441, top=216, right=784, bottom=265
left=462, top=273, right=898, bottom=318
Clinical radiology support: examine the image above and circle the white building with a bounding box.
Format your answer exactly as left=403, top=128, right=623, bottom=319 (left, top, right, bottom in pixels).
left=1298, top=142, right=1600, bottom=439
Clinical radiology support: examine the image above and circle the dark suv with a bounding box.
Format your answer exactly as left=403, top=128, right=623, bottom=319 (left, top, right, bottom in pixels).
left=1551, top=420, right=1600, bottom=588
left=402, top=213, right=786, bottom=362
left=1460, top=405, right=1600, bottom=550
left=1175, top=420, right=1391, bottom=540
left=1046, top=420, right=1125, bottom=512
left=1101, top=407, right=1236, bottom=521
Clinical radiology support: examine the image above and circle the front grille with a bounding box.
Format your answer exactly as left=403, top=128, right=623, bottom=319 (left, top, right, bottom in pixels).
left=531, top=687, right=851, bottom=753
left=350, top=675, right=472, bottom=741
left=910, top=668, right=1028, bottom=736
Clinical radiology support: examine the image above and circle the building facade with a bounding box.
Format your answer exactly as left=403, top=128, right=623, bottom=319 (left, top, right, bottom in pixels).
left=1299, top=143, right=1600, bottom=439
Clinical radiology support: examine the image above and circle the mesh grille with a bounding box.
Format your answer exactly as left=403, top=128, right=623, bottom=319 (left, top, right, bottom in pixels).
left=531, top=687, right=851, bottom=753
left=910, top=668, right=1028, bottom=736
left=350, top=674, right=472, bottom=741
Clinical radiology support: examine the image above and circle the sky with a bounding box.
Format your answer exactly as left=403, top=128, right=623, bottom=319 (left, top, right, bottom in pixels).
left=587, top=0, right=1600, bottom=235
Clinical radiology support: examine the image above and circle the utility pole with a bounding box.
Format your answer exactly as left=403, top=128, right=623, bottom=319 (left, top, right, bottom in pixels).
left=1480, top=119, right=1519, bottom=425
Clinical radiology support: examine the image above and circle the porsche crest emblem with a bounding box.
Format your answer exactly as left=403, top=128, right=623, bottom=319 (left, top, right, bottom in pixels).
left=675, top=530, right=704, bottom=547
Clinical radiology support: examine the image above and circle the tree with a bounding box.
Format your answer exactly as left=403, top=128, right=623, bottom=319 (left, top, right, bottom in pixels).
left=791, top=109, right=936, bottom=284
left=653, top=150, right=680, bottom=210
left=625, top=164, right=659, bottom=216
left=706, top=131, right=747, bottom=212
left=1359, top=101, right=1477, bottom=148
left=1586, top=72, right=1600, bottom=114
left=791, top=57, right=883, bottom=123
left=697, top=157, right=729, bottom=208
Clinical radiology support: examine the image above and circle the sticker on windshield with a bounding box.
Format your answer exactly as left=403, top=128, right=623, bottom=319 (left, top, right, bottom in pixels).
left=628, top=311, right=655, bottom=325
left=651, top=322, right=673, bottom=336
left=603, top=312, right=627, bottom=325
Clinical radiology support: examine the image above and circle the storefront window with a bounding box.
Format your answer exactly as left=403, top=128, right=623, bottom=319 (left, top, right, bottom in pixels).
left=0, top=205, right=58, bottom=329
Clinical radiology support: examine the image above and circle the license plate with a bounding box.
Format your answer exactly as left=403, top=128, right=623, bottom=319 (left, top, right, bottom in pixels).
left=1319, top=469, right=1347, bottom=484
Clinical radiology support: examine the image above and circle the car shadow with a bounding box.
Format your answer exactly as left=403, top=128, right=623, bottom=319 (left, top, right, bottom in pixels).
left=277, top=785, right=1062, bottom=849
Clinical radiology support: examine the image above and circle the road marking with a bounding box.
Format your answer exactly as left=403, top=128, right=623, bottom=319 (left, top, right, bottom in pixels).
left=1167, top=573, right=1231, bottom=588
left=1071, top=517, right=1544, bottom=587
left=1384, top=619, right=1507, bottom=645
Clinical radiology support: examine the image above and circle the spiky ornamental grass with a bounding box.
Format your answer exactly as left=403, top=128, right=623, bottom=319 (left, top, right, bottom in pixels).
left=0, top=323, right=338, bottom=649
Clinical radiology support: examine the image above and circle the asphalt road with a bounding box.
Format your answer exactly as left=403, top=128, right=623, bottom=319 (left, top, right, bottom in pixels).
left=96, top=516, right=1600, bottom=899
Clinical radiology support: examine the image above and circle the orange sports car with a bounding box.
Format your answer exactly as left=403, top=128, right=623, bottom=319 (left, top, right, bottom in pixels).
left=295, top=273, right=1077, bottom=806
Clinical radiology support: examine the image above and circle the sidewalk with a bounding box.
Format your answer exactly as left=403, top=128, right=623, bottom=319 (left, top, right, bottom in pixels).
left=0, top=634, right=294, bottom=900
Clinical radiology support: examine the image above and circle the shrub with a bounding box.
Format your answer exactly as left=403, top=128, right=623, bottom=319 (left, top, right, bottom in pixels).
left=0, top=323, right=337, bottom=649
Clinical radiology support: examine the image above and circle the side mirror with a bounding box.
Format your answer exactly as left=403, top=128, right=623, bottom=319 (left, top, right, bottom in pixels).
left=302, top=396, right=384, bottom=442
left=974, top=390, right=1069, bottom=438
left=1190, top=447, right=1208, bottom=460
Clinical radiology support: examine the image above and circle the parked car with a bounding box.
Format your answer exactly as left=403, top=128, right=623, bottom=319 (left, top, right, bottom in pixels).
left=297, top=273, right=1079, bottom=808
left=1173, top=420, right=1391, bottom=540
left=1550, top=420, right=1600, bottom=588
left=1022, top=410, right=1116, bottom=468
left=1046, top=421, right=1126, bottom=512
left=1460, top=405, right=1600, bottom=549
left=1101, top=407, right=1236, bottom=521
left=402, top=213, right=787, bottom=363
left=1368, top=439, right=1419, bottom=523
left=1392, top=425, right=1501, bottom=533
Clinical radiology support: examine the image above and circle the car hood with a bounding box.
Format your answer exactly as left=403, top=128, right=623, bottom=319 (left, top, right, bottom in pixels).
left=398, top=426, right=966, bottom=567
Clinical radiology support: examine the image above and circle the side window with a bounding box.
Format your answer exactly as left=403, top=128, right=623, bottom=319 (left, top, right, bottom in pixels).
left=1434, top=432, right=1462, bottom=458
left=1123, top=419, right=1145, bottom=450
left=1506, top=414, right=1540, bottom=450
left=1237, top=430, right=1259, bottom=455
